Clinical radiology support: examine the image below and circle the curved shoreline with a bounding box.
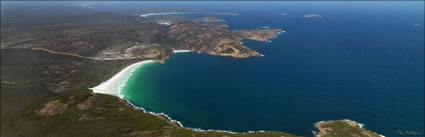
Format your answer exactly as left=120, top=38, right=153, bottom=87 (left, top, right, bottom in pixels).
left=89, top=51, right=289, bottom=134
left=90, top=51, right=385, bottom=136
left=90, top=60, right=154, bottom=97
left=90, top=49, right=192, bottom=96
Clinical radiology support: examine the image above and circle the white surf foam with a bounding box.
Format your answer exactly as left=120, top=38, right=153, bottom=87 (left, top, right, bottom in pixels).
left=90, top=60, right=154, bottom=96
left=343, top=119, right=385, bottom=137
left=140, top=12, right=186, bottom=17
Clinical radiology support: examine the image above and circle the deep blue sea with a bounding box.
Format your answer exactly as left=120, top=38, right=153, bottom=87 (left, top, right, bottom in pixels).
left=120, top=2, right=424, bottom=137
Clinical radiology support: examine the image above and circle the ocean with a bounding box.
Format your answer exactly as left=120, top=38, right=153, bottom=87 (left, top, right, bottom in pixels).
left=121, top=2, right=424, bottom=137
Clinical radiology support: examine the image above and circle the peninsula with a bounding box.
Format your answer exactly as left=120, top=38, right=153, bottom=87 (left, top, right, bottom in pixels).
left=2, top=19, right=281, bottom=62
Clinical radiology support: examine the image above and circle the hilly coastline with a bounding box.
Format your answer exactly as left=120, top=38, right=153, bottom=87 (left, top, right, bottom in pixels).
left=1, top=3, right=410, bottom=137
left=2, top=18, right=281, bottom=63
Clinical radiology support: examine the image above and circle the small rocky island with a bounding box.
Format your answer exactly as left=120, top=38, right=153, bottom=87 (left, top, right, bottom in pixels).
left=304, top=14, right=323, bottom=18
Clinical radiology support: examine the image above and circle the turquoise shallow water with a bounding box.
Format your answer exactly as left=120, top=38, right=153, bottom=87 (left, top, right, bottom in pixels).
left=121, top=2, right=424, bottom=137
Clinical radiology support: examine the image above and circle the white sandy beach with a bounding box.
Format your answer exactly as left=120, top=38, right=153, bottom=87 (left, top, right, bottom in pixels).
left=90, top=60, right=154, bottom=96
left=91, top=50, right=190, bottom=96
left=173, top=49, right=192, bottom=53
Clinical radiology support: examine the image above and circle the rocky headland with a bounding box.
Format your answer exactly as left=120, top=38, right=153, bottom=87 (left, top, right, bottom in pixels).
left=196, top=16, right=226, bottom=22
left=168, top=21, right=281, bottom=58
left=314, top=120, right=383, bottom=137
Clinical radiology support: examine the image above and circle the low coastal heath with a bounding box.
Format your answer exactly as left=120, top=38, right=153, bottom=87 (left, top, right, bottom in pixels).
left=90, top=60, right=154, bottom=97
